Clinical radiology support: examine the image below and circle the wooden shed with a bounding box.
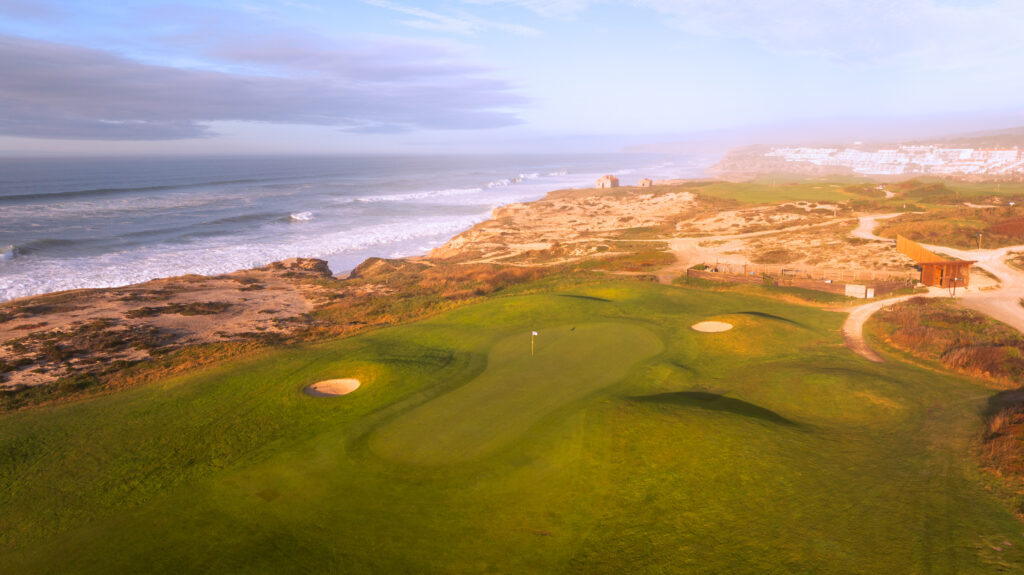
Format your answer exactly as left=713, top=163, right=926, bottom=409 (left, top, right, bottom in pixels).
left=896, top=235, right=975, bottom=288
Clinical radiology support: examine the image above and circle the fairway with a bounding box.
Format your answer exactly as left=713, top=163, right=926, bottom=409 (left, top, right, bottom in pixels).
left=1, top=281, right=1023, bottom=573
left=371, top=322, right=663, bottom=464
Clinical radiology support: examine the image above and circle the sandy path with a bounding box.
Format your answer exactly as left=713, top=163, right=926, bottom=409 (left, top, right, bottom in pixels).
left=841, top=214, right=1024, bottom=361
left=656, top=218, right=856, bottom=284
left=850, top=213, right=902, bottom=242
left=920, top=242, right=1024, bottom=333
left=840, top=289, right=944, bottom=362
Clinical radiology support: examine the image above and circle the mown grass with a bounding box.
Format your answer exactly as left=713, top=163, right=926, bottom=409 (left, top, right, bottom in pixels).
left=678, top=178, right=860, bottom=204
left=674, top=273, right=855, bottom=304
left=1, top=281, right=1022, bottom=573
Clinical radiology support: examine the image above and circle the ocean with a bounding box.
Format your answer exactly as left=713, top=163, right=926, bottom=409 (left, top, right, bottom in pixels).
left=0, top=154, right=709, bottom=302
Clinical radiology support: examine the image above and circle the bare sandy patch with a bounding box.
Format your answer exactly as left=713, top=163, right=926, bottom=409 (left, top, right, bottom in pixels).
left=304, top=378, right=361, bottom=397
left=691, top=321, right=733, bottom=333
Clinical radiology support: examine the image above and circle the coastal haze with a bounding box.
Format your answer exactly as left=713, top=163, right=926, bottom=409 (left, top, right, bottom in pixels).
left=0, top=154, right=704, bottom=301
left=7, top=1, right=1024, bottom=574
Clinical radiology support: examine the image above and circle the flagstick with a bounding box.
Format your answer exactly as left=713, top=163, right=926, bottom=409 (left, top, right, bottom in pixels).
left=531, top=332, right=535, bottom=357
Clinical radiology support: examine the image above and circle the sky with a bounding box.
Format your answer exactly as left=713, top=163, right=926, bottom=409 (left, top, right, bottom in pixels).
left=1, top=0, right=1022, bottom=155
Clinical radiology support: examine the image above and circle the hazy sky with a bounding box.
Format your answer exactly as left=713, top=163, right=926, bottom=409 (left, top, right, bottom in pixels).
left=1, top=0, right=1022, bottom=155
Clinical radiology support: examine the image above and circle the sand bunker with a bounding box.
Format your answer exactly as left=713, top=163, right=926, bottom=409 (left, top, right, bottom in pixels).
left=304, top=378, right=361, bottom=397
left=691, top=321, right=733, bottom=333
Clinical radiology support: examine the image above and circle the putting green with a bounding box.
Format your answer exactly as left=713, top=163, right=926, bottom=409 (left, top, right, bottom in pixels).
left=3, top=281, right=1024, bottom=573
left=370, top=322, right=663, bottom=465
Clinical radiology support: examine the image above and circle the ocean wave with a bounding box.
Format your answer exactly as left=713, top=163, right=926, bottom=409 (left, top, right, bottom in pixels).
left=203, top=212, right=285, bottom=227
left=0, top=178, right=265, bottom=204
left=485, top=172, right=542, bottom=188
left=9, top=238, right=80, bottom=255
left=0, top=244, right=15, bottom=261
left=547, top=170, right=569, bottom=176
left=0, top=214, right=486, bottom=302
left=289, top=211, right=314, bottom=222
left=357, top=188, right=482, bottom=202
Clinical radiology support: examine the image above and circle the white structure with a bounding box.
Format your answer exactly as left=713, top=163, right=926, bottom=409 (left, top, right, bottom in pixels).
left=765, top=145, right=1024, bottom=176
left=596, top=174, right=620, bottom=188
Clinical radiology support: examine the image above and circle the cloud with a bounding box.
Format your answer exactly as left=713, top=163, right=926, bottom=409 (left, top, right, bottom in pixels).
left=465, top=0, right=1024, bottom=66
left=0, top=0, right=63, bottom=21
left=0, top=34, right=525, bottom=140
left=362, top=0, right=540, bottom=36
left=460, top=0, right=592, bottom=18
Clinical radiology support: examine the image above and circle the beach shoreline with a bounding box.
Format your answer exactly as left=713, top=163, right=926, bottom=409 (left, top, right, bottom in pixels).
left=0, top=154, right=708, bottom=303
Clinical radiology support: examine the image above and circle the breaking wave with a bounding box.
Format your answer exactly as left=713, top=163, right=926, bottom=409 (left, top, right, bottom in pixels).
left=0, top=215, right=485, bottom=302
left=357, top=188, right=482, bottom=202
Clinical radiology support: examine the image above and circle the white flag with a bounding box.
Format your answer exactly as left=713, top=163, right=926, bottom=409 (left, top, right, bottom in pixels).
left=532, top=331, right=538, bottom=336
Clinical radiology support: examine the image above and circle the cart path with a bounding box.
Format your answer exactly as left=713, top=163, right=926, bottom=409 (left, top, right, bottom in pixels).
left=842, top=214, right=1024, bottom=361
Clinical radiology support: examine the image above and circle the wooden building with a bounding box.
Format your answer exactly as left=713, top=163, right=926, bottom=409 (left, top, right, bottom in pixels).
left=896, top=235, right=975, bottom=288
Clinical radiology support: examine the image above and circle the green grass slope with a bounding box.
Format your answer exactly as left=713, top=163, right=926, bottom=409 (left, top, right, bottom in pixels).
left=370, top=322, right=663, bottom=465
left=0, top=281, right=1021, bottom=573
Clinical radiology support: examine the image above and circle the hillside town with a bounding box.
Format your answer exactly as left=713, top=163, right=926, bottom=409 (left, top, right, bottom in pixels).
left=766, top=145, right=1024, bottom=176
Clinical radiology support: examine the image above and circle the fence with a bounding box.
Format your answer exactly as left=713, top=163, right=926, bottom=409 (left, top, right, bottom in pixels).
left=686, top=268, right=912, bottom=299
left=698, top=262, right=918, bottom=282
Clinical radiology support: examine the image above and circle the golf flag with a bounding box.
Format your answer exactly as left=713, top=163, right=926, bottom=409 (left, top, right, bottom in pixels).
left=532, top=331, right=538, bottom=336
left=531, top=331, right=537, bottom=356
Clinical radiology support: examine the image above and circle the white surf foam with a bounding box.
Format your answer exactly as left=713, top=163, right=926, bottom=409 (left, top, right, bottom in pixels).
left=357, top=188, right=482, bottom=203
left=0, top=214, right=485, bottom=301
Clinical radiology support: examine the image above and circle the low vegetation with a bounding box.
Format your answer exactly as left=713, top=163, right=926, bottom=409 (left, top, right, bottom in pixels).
left=978, top=389, right=1024, bottom=518
left=876, top=207, right=1024, bottom=250
left=870, top=297, right=1024, bottom=385
left=2, top=281, right=1022, bottom=572
left=8, top=175, right=1024, bottom=571
left=124, top=301, right=232, bottom=318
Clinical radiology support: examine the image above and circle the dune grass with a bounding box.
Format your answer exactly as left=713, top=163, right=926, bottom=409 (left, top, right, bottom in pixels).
left=1, top=281, right=1022, bottom=573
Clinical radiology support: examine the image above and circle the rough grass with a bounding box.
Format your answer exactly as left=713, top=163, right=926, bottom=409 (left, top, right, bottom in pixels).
left=869, top=297, right=1024, bottom=384
left=876, top=207, right=1024, bottom=250
left=2, top=281, right=1023, bottom=573
left=124, top=301, right=232, bottom=318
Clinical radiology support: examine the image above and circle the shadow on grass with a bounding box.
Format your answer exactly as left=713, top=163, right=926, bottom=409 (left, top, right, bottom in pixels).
left=558, top=294, right=613, bottom=303
left=669, top=361, right=697, bottom=375
left=734, top=311, right=805, bottom=327
left=631, top=391, right=800, bottom=427
left=985, top=388, right=1024, bottom=419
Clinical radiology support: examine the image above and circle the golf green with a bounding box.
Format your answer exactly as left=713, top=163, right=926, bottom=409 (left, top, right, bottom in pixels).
left=1, top=281, right=1022, bottom=573
left=370, top=322, right=663, bottom=464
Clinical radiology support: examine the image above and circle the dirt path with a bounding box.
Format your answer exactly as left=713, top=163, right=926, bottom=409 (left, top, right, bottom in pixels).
left=840, top=288, right=944, bottom=362
left=841, top=214, right=1024, bottom=361
left=920, top=242, right=1024, bottom=333
left=850, top=213, right=902, bottom=242
left=656, top=218, right=856, bottom=284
